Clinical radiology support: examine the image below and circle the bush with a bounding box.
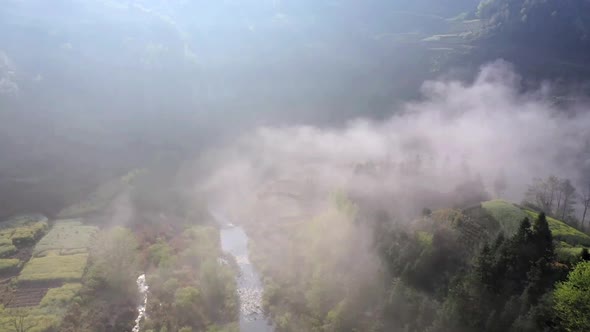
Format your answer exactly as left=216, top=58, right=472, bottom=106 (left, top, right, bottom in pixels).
left=40, top=283, right=82, bottom=308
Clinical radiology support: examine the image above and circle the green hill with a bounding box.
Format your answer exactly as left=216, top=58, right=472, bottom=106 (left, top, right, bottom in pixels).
left=481, top=199, right=590, bottom=259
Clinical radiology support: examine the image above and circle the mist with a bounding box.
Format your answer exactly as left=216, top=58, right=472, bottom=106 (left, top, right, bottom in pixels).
left=199, top=61, right=590, bottom=221
left=3, top=1, right=590, bottom=332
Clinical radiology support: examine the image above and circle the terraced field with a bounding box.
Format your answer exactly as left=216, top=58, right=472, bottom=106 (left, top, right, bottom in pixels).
left=0, top=218, right=97, bottom=330
left=33, top=219, right=97, bottom=257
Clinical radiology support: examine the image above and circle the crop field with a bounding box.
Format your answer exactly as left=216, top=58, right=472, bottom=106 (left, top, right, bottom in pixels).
left=0, top=217, right=97, bottom=330
left=481, top=200, right=527, bottom=235
left=19, top=254, right=89, bottom=283
left=33, top=220, right=98, bottom=257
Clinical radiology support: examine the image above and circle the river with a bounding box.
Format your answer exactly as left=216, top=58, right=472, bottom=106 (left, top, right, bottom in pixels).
left=215, top=212, right=274, bottom=332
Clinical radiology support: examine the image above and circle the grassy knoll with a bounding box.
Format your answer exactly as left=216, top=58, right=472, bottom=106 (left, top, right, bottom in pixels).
left=19, top=254, right=89, bottom=283
left=482, top=199, right=590, bottom=247
left=524, top=210, right=590, bottom=247
left=33, top=220, right=97, bottom=257
left=481, top=200, right=527, bottom=235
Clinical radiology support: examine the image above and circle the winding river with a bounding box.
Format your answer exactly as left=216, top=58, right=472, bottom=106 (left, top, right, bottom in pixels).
left=215, top=211, right=274, bottom=332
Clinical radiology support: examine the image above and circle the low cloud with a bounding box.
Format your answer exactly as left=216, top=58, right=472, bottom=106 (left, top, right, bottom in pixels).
left=198, top=61, right=590, bottom=219
left=0, top=51, right=18, bottom=96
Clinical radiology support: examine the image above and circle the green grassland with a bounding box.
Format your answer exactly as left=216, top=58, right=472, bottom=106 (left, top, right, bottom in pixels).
left=18, top=254, right=89, bottom=283
left=481, top=200, right=527, bottom=236
left=33, top=220, right=97, bottom=257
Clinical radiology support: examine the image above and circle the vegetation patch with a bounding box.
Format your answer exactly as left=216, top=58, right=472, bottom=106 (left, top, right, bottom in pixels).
left=0, top=259, right=21, bottom=273
left=0, top=215, right=48, bottom=248
left=33, top=220, right=97, bottom=257
left=524, top=210, right=590, bottom=247
left=481, top=199, right=527, bottom=235
left=39, top=283, right=82, bottom=308
left=19, top=254, right=89, bottom=283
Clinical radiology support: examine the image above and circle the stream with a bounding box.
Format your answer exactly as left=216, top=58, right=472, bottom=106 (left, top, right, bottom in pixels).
left=132, top=274, right=148, bottom=332
left=215, top=211, right=274, bottom=332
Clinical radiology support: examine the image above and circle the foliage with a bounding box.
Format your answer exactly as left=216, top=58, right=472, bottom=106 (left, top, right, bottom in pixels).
left=0, top=215, right=48, bottom=248
left=33, top=220, right=97, bottom=257
left=39, top=283, right=82, bottom=309
left=554, top=261, right=590, bottom=332
left=0, top=258, right=20, bottom=273
left=88, top=227, right=139, bottom=295
left=143, top=225, right=238, bottom=332
left=524, top=210, right=590, bottom=247
left=18, top=254, right=89, bottom=283
left=0, top=244, right=16, bottom=258
left=482, top=199, right=527, bottom=235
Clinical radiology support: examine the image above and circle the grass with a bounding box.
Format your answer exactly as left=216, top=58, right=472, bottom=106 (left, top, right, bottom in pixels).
left=39, top=283, right=82, bottom=308
left=482, top=200, right=528, bottom=235
left=18, top=254, right=89, bottom=283
left=524, top=210, right=590, bottom=247
left=0, top=258, right=20, bottom=273
left=33, top=220, right=97, bottom=257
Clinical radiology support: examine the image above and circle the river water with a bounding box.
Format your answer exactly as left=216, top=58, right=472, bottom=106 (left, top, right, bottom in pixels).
left=132, top=274, right=148, bottom=332
left=216, top=212, right=274, bottom=332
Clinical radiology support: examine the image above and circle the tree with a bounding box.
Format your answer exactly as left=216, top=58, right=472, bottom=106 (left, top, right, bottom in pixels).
left=579, top=181, right=590, bottom=230
left=554, top=261, right=590, bottom=332
left=1, top=308, right=39, bottom=332
left=90, top=227, right=139, bottom=295
left=532, top=213, right=554, bottom=261
left=526, top=177, right=554, bottom=214
left=560, top=179, right=577, bottom=221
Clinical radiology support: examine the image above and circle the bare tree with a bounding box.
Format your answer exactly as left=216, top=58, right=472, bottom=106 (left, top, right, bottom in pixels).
left=0, top=308, right=39, bottom=332
left=560, top=179, right=577, bottom=221
left=580, top=181, right=590, bottom=230
left=526, top=177, right=553, bottom=213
